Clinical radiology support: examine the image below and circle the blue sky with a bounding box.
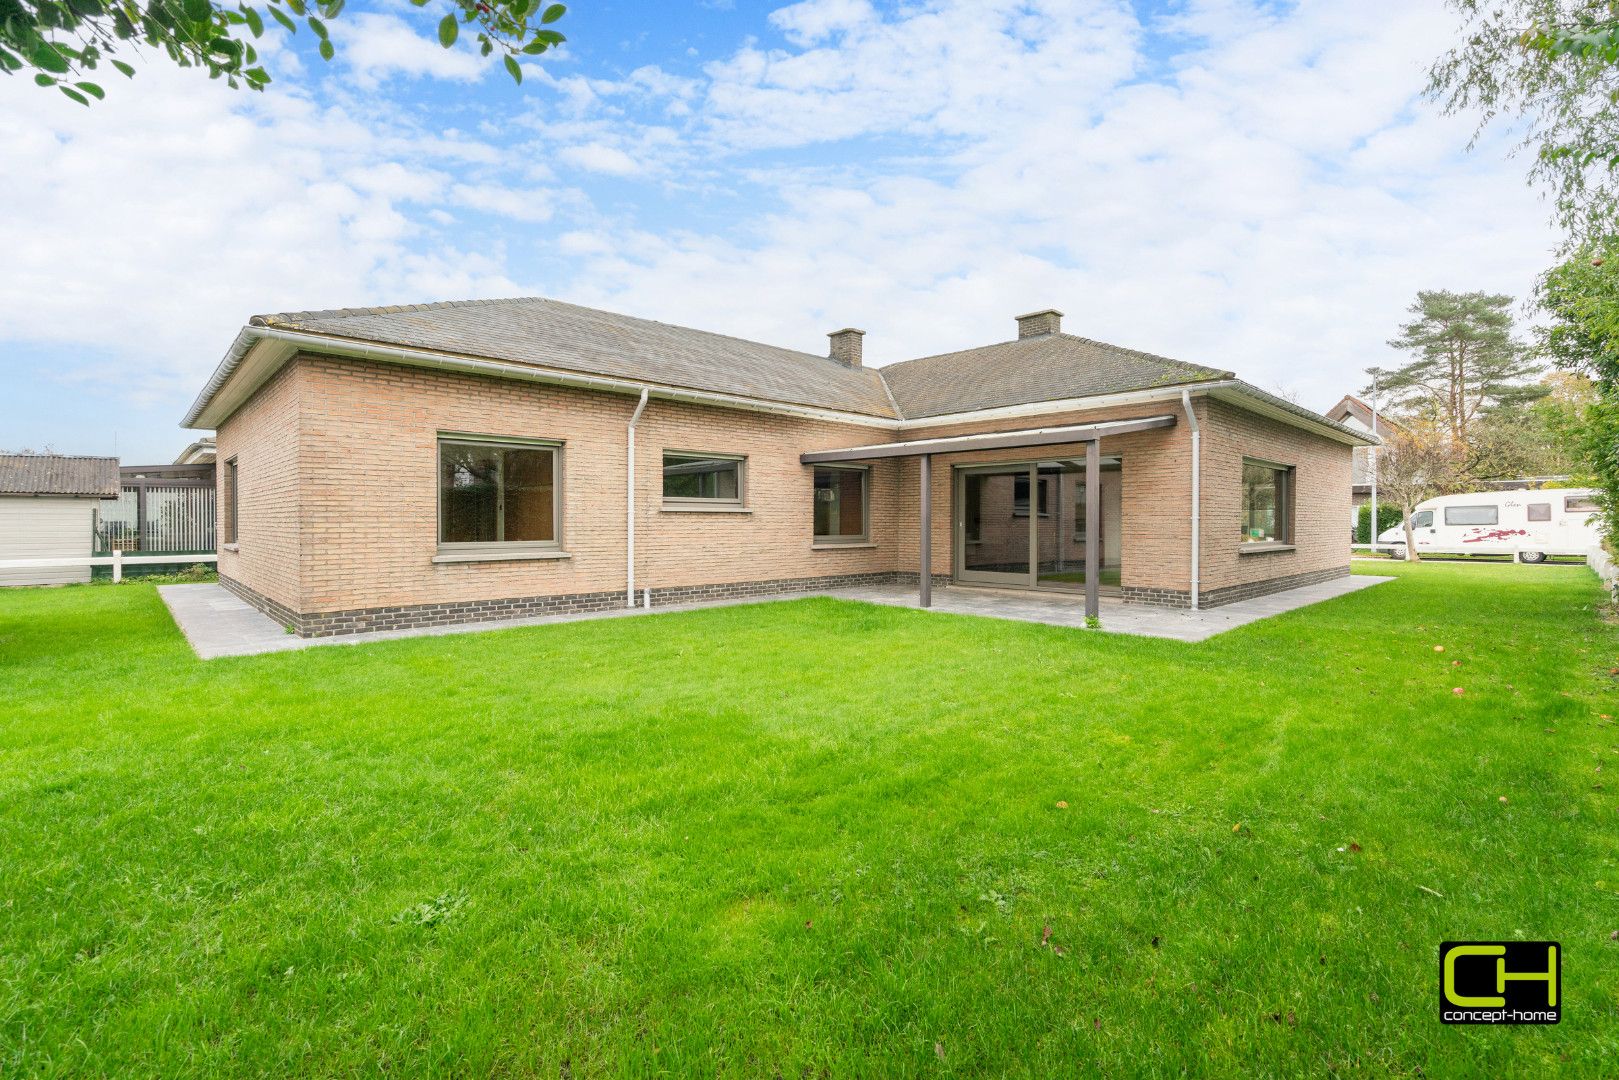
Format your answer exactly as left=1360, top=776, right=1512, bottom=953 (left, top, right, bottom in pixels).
left=0, top=0, right=1556, bottom=464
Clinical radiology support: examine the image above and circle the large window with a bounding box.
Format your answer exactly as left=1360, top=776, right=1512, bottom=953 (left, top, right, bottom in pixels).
left=1527, top=502, right=1551, bottom=522
left=1241, top=460, right=1292, bottom=543
left=1566, top=495, right=1598, bottom=513
left=663, top=452, right=743, bottom=506
left=814, top=466, right=868, bottom=542
left=1444, top=505, right=1497, bottom=526
left=223, top=457, right=238, bottom=545
left=438, top=437, right=559, bottom=547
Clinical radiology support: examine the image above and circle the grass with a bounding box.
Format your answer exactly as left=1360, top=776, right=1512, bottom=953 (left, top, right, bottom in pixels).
left=1, top=562, right=1617, bottom=1076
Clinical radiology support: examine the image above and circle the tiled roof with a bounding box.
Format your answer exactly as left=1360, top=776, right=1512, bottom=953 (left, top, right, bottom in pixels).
left=0, top=454, right=120, bottom=497
left=879, top=333, right=1233, bottom=419
left=186, top=296, right=1370, bottom=444
left=251, top=297, right=898, bottom=419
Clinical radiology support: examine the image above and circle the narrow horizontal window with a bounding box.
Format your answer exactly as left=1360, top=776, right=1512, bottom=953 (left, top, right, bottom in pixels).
left=1443, top=505, right=1497, bottom=527
left=439, top=438, right=560, bottom=546
left=663, top=452, right=743, bottom=503
left=1565, top=495, right=1597, bottom=513
left=814, top=465, right=868, bottom=542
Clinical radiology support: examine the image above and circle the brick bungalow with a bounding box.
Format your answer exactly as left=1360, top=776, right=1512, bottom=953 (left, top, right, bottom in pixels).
left=181, top=298, right=1372, bottom=637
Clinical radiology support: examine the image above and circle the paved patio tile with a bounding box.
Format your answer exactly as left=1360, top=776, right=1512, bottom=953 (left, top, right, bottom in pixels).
left=160, top=574, right=1393, bottom=660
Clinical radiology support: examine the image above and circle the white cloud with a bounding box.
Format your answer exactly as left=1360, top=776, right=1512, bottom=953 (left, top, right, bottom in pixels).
left=557, top=142, right=644, bottom=176
left=338, top=13, right=491, bottom=89
left=0, top=0, right=1564, bottom=462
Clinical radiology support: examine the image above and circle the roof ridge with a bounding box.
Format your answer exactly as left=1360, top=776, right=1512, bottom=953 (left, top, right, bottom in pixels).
left=0, top=452, right=118, bottom=461
left=251, top=296, right=527, bottom=327
left=881, top=329, right=1232, bottom=379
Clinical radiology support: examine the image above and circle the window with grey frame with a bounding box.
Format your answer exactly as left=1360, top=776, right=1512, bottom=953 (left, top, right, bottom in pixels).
left=813, top=465, right=868, bottom=542
left=662, top=451, right=744, bottom=506
left=1241, top=459, right=1293, bottom=544
left=438, top=437, right=561, bottom=549
left=222, top=457, right=239, bottom=545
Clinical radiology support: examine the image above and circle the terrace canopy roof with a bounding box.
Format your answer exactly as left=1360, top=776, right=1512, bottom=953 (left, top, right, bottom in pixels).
left=798, top=415, right=1176, bottom=463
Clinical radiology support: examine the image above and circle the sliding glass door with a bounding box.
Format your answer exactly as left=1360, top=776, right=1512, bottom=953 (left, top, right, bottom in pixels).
left=957, top=467, right=1034, bottom=585
left=954, top=460, right=1121, bottom=590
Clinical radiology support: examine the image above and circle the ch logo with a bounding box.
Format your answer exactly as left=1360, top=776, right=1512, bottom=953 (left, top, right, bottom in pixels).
left=1440, top=942, right=1559, bottom=1024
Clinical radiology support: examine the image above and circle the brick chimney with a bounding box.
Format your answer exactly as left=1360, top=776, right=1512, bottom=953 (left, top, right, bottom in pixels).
left=828, top=327, right=865, bottom=367
left=1015, top=309, right=1063, bottom=338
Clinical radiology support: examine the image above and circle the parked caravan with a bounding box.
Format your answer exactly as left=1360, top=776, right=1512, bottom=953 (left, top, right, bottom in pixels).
left=1376, top=489, right=1601, bottom=562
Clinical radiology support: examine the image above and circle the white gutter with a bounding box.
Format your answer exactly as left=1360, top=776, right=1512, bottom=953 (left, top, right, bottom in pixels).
left=183, top=326, right=898, bottom=432
left=1181, top=389, right=1201, bottom=611
left=626, top=388, right=650, bottom=608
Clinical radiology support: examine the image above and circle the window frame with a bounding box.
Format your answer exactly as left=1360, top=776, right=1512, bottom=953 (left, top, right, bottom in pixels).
left=812, top=464, right=870, bottom=544
left=1443, top=504, right=1498, bottom=527
left=1411, top=510, right=1433, bottom=529
left=660, top=450, right=746, bottom=509
left=1526, top=502, right=1552, bottom=522
left=1240, top=457, right=1294, bottom=545
left=223, top=456, right=239, bottom=546
left=436, top=432, right=564, bottom=555
left=1565, top=494, right=1598, bottom=513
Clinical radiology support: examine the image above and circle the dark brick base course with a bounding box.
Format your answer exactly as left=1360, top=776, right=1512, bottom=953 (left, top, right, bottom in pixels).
left=222, top=570, right=950, bottom=639
left=1120, top=564, right=1350, bottom=609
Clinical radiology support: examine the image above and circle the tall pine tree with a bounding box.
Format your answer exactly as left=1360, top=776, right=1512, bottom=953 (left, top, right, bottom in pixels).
left=1374, top=290, right=1544, bottom=448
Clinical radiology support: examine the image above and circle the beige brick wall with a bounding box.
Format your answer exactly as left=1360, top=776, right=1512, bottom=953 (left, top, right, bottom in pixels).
left=1197, top=398, right=1353, bottom=593
left=215, top=356, right=1351, bottom=617
left=231, top=356, right=901, bottom=616
left=214, top=360, right=302, bottom=613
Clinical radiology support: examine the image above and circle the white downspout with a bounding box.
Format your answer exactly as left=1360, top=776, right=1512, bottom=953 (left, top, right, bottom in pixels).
left=1181, top=390, right=1201, bottom=611
left=626, top=388, right=650, bottom=608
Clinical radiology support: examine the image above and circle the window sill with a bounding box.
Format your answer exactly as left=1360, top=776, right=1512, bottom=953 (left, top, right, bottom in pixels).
left=659, top=504, right=753, bottom=514
left=222, top=543, right=240, bottom=553
left=812, top=541, right=877, bottom=550
left=1239, top=542, right=1296, bottom=555
left=432, top=549, right=572, bottom=565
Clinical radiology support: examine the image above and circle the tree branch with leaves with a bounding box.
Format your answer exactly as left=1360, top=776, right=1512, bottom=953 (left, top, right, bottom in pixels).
left=0, top=0, right=565, bottom=104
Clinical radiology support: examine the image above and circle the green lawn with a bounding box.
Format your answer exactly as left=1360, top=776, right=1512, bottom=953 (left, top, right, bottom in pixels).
left=2, top=563, right=1617, bottom=1077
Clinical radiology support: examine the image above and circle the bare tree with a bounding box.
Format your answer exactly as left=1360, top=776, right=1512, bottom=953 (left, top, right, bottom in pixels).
left=1377, top=423, right=1464, bottom=562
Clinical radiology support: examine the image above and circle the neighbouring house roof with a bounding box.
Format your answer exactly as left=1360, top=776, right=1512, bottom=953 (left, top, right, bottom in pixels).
left=1324, top=394, right=1403, bottom=434
left=173, top=437, right=216, bottom=465
left=182, top=296, right=1375, bottom=445
left=248, top=297, right=899, bottom=420
left=879, top=334, right=1232, bottom=419
left=0, top=454, right=120, bottom=498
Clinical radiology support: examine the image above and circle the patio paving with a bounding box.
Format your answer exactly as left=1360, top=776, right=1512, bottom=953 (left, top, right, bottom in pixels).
left=160, top=574, right=1392, bottom=659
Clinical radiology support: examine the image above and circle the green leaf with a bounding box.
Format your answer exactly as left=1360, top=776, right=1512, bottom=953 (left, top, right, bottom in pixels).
left=521, top=39, right=547, bottom=54
left=540, top=3, right=564, bottom=24
left=533, top=29, right=563, bottom=44
left=268, top=5, right=295, bottom=31
left=110, top=58, right=135, bottom=76
left=34, top=72, right=58, bottom=86
left=504, top=53, right=520, bottom=83
left=183, top=0, right=211, bottom=21
left=59, top=84, right=89, bottom=104
left=437, top=12, right=457, bottom=46
left=75, top=80, right=104, bottom=98
left=285, top=0, right=306, bottom=14
left=320, top=0, right=344, bottom=16
left=317, top=36, right=332, bottom=60
left=31, top=42, right=71, bottom=73
left=509, top=0, right=528, bottom=17
left=243, top=6, right=262, bottom=35
left=307, top=15, right=327, bottom=38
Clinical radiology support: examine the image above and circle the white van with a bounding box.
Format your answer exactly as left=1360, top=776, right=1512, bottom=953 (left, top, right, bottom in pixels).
left=1376, top=489, right=1601, bottom=563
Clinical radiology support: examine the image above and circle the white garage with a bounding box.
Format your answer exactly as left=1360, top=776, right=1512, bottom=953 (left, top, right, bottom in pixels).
left=0, top=455, right=120, bottom=587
